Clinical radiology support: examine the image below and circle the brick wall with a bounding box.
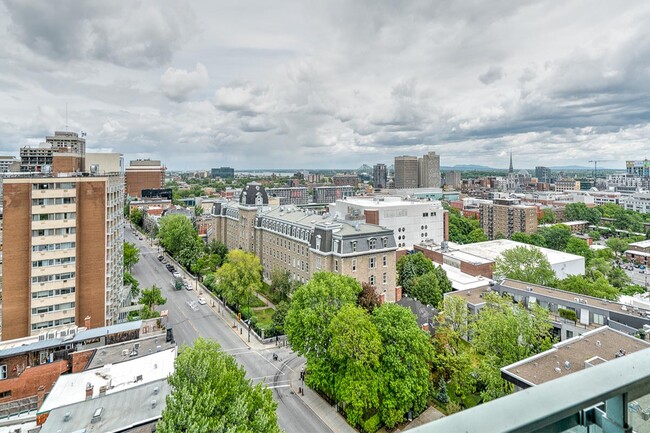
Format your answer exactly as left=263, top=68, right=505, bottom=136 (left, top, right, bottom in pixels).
left=0, top=360, right=69, bottom=407
left=70, top=349, right=95, bottom=373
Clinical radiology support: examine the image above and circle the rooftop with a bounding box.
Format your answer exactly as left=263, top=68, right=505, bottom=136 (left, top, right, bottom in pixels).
left=453, top=239, right=583, bottom=266
left=629, top=239, right=650, bottom=249
left=40, top=379, right=170, bottom=433
left=502, top=326, right=650, bottom=387
left=335, top=196, right=443, bottom=208
left=38, top=347, right=176, bottom=414
left=446, top=287, right=490, bottom=307
left=84, top=334, right=174, bottom=370
left=440, top=263, right=492, bottom=291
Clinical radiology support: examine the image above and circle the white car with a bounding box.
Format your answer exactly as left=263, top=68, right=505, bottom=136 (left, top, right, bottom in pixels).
left=197, top=297, right=207, bottom=305
left=172, top=271, right=181, bottom=278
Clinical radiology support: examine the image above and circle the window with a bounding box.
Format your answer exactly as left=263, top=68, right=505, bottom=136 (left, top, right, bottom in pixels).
left=383, top=273, right=387, bottom=284
left=382, top=237, right=388, bottom=248
left=593, top=313, right=605, bottom=325
left=352, top=259, right=357, bottom=272
left=0, top=365, right=6, bottom=380
left=351, top=241, right=357, bottom=252
left=316, top=257, right=321, bottom=270
left=316, top=235, right=322, bottom=250
left=383, top=255, right=387, bottom=267
left=0, top=390, right=10, bottom=398
left=369, top=238, right=376, bottom=249
left=334, top=260, right=338, bottom=272
left=369, top=275, right=376, bottom=285
left=369, top=257, right=376, bottom=269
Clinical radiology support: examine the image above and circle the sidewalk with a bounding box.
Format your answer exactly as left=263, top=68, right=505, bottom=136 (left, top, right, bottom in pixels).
left=287, top=364, right=357, bottom=433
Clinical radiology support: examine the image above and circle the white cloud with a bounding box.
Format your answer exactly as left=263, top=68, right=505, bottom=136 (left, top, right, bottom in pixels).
left=160, top=63, right=210, bottom=102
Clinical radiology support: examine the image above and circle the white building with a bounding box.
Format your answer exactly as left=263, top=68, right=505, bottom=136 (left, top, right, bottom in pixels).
left=620, top=192, right=650, bottom=213
left=455, top=239, right=585, bottom=280
left=329, top=196, right=446, bottom=248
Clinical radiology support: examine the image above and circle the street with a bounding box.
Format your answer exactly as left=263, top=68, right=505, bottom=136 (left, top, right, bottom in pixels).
left=126, top=230, right=333, bottom=433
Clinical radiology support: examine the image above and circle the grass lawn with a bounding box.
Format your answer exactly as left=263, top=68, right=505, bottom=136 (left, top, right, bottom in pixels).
left=249, top=295, right=266, bottom=308
left=253, top=307, right=275, bottom=330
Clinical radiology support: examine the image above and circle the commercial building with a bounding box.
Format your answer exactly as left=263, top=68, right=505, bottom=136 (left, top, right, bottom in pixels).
left=211, top=166, right=235, bottom=179
left=535, top=166, right=552, bottom=183
left=394, top=156, right=419, bottom=189
left=373, top=163, right=388, bottom=189
left=555, top=178, right=581, bottom=192
left=2, top=160, right=126, bottom=340
left=267, top=187, right=309, bottom=205
left=208, top=183, right=398, bottom=301
left=124, top=159, right=166, bottom=199
left=332, top=173, right=359, bottom=187
left=329, top=196, right=447, bottom=247
left=479, top=199, right=538, bottom=239
left=626, top=159, right=650, bottom=177
left=418, top=151, right=441, bottom=188
left=313, top=186, right=354, bottom=204
left=20, top=131, right=87, bottom=173
left=443, top=171, right=461, bottom=189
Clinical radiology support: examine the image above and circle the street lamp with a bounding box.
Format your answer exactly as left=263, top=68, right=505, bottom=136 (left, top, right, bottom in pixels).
left=247, top=291, right=251, bottom=343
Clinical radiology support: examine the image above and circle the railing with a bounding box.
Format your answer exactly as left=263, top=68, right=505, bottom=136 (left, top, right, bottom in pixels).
left=410, top=348, right=650, bottom=432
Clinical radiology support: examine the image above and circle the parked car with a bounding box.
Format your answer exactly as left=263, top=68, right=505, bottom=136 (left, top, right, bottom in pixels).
left=640, top=265, right=647, bottom=270
left=197, top=297, right=207, bottom=305
left=172, top=271, right=181, bottom=278
left=157, top=255, right=164, bottom=261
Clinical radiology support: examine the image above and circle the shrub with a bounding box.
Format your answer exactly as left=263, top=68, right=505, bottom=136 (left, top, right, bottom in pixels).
left=559, top=308, right=577, bottom=322
left=362, top=414, right=381, bottom=433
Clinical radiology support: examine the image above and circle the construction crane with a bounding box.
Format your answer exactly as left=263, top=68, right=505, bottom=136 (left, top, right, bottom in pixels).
left=588, top=160, right=614, bottom=182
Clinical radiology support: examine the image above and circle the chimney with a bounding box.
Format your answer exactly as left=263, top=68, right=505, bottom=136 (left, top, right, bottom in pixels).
left=99, top=385, right=107, bottom=396
left=84, top=316, right=91, bottom=329
left=85, top=383, right=93, bottom=400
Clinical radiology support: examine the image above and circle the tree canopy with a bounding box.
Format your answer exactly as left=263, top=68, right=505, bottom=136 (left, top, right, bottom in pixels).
left=396, top=252, right=435, bottom=293
left=215, top=250, right=263, bottom=308
left=123, top=241, right=140, bottom=272
left=158, top=214, right=201, bottom=262
left=157, top=339, right=281, bottom=433
left=494, top=246, right=556, bottom=286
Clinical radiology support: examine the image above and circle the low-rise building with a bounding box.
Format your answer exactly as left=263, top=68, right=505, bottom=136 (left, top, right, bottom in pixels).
left=554, top=178, right=581, bottom=192
left=332, top=173, right=359, bottom=187
left=313, top=186, right=355, bottom=204
left=267, top=187, right=309, bottom=205
left=621, top=192, right=650, bottom=214
left=210, top=166, right=235, bottom=179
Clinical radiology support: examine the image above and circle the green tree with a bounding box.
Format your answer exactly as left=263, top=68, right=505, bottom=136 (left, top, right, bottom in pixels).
left=194, top=204, right=204, bottom=217
left=157, top=339, right=281, bottom=433
left=605, top=238, right=629, bottom=257
left=138, top=285, right=167, bottom=318
left=494, top=246, right=556, bottom=286
left=130, top=207, right=144, bottom=227
left=158, top=214, right=199, bottom=258
left=468, top=228, right=488, bottom=243
left=215, top=250, right=262, bottom=309
left=270, top=269, right=297, bottom=302
left=564, top=203, right=600, bottom=225
left=123, top=241, right=140, bottom=272
left=539, top=208, right=556, bottom=224
left=472, top=293, right=553, bottom=401
left=564, top=237, right=593, bottom=263
left=284, top=272, right=361, bottom=397
left=435, top=265, right=453, bottom=294
left=396, top=252, right=435, bottom=293
left=329, top=305, right=382, bottom=427
left=556, top=275, right=619, bottom=301
left=538, top=224, right=572, bottom=251
left=372, top=303, right=433, bottom=428
left=357, top=282, right=381, bottom=313
left=411, top=271, right=443, bottom=308
left=123, top=271, right=140, bottom=298
left=511, top=232, right=547, bottom=247
left=271, top=301, right=290, bottom=335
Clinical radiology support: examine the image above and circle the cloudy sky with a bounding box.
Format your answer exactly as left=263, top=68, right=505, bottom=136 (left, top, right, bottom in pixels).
left=1, top=1, right=649, bottom=170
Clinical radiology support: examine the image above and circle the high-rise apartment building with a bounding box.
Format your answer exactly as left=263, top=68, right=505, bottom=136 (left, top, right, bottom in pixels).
left=418, top=151, right=441, bottom=188
left=313, top=186, right=355, bottom=204
left=554, top=178, right=580, bottom=192
left=479, top=199, right=538, bottom=240
left=125, top=159, right=166, bottom=198
left=2, top=156, right=125, bottom=340
left=394, top=156, right=419, bottom=189
left=267, top=187, right=309, bottom=205
left=443, top=171, right=461, bottom=189
left=373, top=164, right=388, bottom=189
left=535, top=166, right=552, bottom=183
left=626, top=159, right=650, bottom=178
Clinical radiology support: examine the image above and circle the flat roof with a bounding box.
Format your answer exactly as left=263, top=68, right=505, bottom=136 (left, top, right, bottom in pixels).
left=625, top=250, right=650, bottom=258
left=39, top=347, right=176, bottom=414
left=446, top=287, right=489, bottom=307
left=500, top=279, right=650, bottom=318
left=562, top=220, right=591, bottom=226
left=440, top=264, right=492, bottom=291
left=40, top=379, right=170, bottom=433
left=454, top=239, right=583, bottom=265
left=629, top=239, right=650, bottom=249
left=334, top=197, right=443, bottom=209
left=442, top=249, right=493, bottom=265
left=502, top=327, right=650, bottom=387
left=84, top=334, right=173, bottom=370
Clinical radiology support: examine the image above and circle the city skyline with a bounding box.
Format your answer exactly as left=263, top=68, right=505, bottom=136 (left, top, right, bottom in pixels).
left=1, top=1, right=649, bottom=170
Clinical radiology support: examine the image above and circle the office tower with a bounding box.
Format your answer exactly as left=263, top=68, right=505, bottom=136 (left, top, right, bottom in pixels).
left=373, top=163, right=388, bottom=189
left=394, top=156, right=419, bottom=189
left=418, top=151, right=441, bottom=188
left=210, top=167, right=235, bottom=179
left=535, top=166, right=552, bottom=183
left=2, top=153, right=125, bottom=340
left=125, top=159, right=166, bottom=198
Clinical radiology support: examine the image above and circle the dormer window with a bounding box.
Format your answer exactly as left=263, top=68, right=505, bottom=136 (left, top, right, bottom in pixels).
left=316, top=235, right=322, bottom=250
left=368, top=238, right=376, bottom=249
left=382, top=237, right=388, bottom=248
left=351, top=241, right=357, bottom=252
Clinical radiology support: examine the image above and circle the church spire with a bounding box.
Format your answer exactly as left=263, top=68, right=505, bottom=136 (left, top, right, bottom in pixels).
left=508, top=151, right=514, bottom=174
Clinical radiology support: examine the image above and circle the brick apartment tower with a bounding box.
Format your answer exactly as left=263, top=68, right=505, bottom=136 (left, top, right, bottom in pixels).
left=2, top=161, right=125, bottom=340
left=124, top=159, right=166, bottom=198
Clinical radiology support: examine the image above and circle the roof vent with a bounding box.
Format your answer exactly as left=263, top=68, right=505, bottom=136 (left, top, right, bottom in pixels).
left=564, top=361, right=571, bottom=370
left=554, top=367, right=561, bottom=373
left=153, top=386, right=159, bottom=395
left=151, top=399, right=157, bottom=409
left=596, top=340, right=601, bottom=347
left=63, top=412, right=71, bottom=422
